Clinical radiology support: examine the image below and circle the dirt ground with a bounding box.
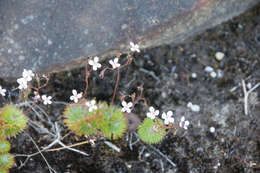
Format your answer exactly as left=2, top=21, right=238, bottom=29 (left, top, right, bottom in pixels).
left=0, top=4, right=260, bottom=173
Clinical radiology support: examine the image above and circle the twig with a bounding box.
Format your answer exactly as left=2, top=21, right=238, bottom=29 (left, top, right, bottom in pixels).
left=139, top=68, right=160, bottom=83
left=25, top=133, right=57, bottom=173
left=241, top=80, right=260, bottom=115
left=133, top=132, right=176, bottom=168
left=104, top=141, right=121, bottom=152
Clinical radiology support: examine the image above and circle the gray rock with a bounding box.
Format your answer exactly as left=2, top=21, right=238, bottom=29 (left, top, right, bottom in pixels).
left=0, top=0, right=259, bottom=79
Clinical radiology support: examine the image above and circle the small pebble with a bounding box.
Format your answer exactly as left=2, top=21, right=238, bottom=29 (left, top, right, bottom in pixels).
left=205, top=66, right=214, bottom=73
left=247, top=82, right=252, bottom=89
left=215, top=52, right=225, bottom=61
left=217, top=69, right=223, bottom=78
left=210, top=71, right=217, bottom=78
left=191, top=73, right=197, bottom=78
left=209, top=126, right=215, bottom=133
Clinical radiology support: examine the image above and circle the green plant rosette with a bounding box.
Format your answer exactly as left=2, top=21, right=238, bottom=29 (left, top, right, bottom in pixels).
left=63, top=104, right=99, bottom=136
left=0, top=168, right=8, bottom=173
left=98, top=103, right=127, bottom=140
left=138, top=118, right=166, bottom=144
left=0, top=153, right=14, bottom=169
left=0, top=141, right=10, bottom=153
left=0, top=105, right=28, bottom=138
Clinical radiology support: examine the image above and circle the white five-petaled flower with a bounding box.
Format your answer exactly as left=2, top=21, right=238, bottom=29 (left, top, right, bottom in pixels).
left=42, top=95, right=52, bottom=105
left=22, top=69, right=34, bottom=82
left=70, top=89, right=83, bottom=103
left=121, top=101, right=133, bottom=113
left=88, top=56, right=102, bottom=71
left=17, top=77, right=28, bottom=90
left=146, top=106, right=159, bottom=120
left=0, top=86, right=6, bottom=96
left=179, top=116, right=190, bottom=130
left=130, top=42, right=140, bottom=53
left=85, top=100, right=97, bottom=112
left=162, top=111, right=174, bottom=125
left=109, top=58, right=120, bottom=69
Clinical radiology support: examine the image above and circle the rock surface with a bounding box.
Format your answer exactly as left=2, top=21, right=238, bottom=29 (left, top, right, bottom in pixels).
left=0, top=0, right=259, bottom=79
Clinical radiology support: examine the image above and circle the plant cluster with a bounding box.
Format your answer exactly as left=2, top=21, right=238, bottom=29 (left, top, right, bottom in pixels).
left=0, top=105, right=27, bottom=173
left=0, top=42, right=191, bottom=171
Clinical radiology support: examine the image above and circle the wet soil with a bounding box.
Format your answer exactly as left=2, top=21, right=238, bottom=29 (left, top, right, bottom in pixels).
left=0, top=4, right=260, bottom=173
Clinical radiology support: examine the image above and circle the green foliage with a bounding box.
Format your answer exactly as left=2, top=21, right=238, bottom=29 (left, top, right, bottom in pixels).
left=0, top=105, right=28, bottom=138
left=0, top=104, right=28, bottom=172
left=0, top=153, right=14, bottom=169
left=63, top=104, right=98, bottom=136
left=0, top=141, right=10, bottom=153
left=138, top=118, right=166, bottom=144
left=0, top=168, right=8, bottom=173
left=63, top=102, right=127, bottom=139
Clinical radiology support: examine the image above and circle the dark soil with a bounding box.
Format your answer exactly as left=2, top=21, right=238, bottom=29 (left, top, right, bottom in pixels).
left=0, top=4, right=260, bottom=173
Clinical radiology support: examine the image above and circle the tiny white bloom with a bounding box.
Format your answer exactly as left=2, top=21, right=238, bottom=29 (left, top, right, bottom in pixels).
left=70, top=89, right=83, bottom=103
left=210, top=71, right=217, bottom=78
left=0, top=86, right=6, bottom=96
left=209, top=126, right=215, bottom=133
left=121, top=101, right=133, bottom=113
left=162, top=111, right=174, bottom=125
left=205, top=66, right=214, bottom=73
left=109, top=58, right=120, bottom=69
left=22, top=69, right=34, bottom=81
left=146, top=106, right=159, bottom=119
left=85, top=99, right=97, bottom=112
left=130, top=42, right=140, bottom=53
left=89, top=56, right=102, bottom=71
left=179, top=116, right=189, bottom=130
left=17, top=77, right=28, bottom=90
left=42, top=95, right=52, bottom=105
left=215, top=52, right=225, bottom=61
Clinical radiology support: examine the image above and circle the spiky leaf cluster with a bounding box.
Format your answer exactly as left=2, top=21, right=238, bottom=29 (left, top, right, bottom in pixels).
left=63, top=102, right=127, bottom=139
left=0, top=140, right=14, bottom=172
left=0, top=105, right=28, bottom=138
left=138, top=118, right=166, bottom=144
left=0, top=104, right=28, bottom=172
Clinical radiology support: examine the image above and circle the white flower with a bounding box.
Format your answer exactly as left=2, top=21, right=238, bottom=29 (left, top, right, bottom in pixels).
left=146, top=106, right=159, bottom=119
left=109, top=58, right=120, bottom=69
left=17, top=77, right=28, bottom=90
left=215, top=52, right=224, bottom=61
left=179, top=116, right=189, bottom=130
left=42, top=95, right=52, bottom=105
left=22, top=69, right=34, bottom=81
left=89, top=56, right=102, bottom=71
left=121, top=101, right=133, bottom=113
left=0, top=86, right=6, bottom=96
left=162, top=111, right=174, bottom=125
left=85, top=100, right=97, bottom=112
left=70, top=89, right=83, bottom=103
left=130, top=42, right=140, bottom=53
left=191, top=73, right=197, bottom=78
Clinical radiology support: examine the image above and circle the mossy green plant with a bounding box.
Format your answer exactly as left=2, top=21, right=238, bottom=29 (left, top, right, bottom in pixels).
left=0, top=141, right=10, bottom=153
left=0, top=105, right=28, bottom=138
left=0, top=153, right=14, bottom=169
left=0, top=104, right=28, bottom=172
left=63, top=101, right=127, bottom=139
left=137, top=118, right=166, bottom=144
